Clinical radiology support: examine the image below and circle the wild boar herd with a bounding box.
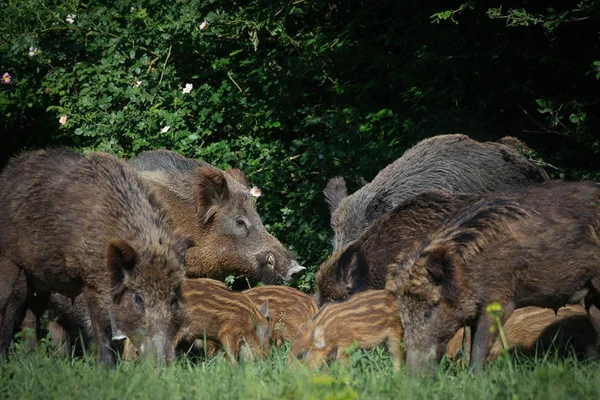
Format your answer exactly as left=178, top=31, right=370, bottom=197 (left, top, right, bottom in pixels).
left=0, top=133, right=598, bottom=374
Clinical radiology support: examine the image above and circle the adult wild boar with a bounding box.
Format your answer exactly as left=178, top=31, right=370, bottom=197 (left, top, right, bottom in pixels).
left=314, top=191, right=472, bottom=306
left=130, top=150, right=305, bottom=283
left=0, top=149, right=193, bottom=365
left=386, top=181, right=600, bottom=372
left=324, top=134, right=549, bottom=251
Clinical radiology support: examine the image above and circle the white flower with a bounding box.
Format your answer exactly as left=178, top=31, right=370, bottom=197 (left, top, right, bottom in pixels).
left=199, top=20, right=208, bottom=30
left=28, top=46, right=39, bottom=57
left=134, top=80, right=142, bottom=87
left=160, top=125, right=171, bottom=133
left=250, top=186, right=262, bottom=198
left=182, top=83, right=193, bottom=94
left=59, top=115, right=68, bottom=125
left=66, top=14, right=76, bottom=24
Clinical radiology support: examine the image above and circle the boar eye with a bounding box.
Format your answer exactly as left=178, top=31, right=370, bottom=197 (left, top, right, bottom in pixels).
left=424, top=309, right=432, bottom=319
left=295, top=351, right=305, bottom=361
left=234, top=217, right=249, bottom=231
left=134, top=293, right=145, bottom=308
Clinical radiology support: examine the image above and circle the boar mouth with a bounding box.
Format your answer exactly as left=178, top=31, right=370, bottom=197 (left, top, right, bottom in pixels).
left=258, top=253, right=306, bottom=283
left=282, top=260, right=306, bottom=281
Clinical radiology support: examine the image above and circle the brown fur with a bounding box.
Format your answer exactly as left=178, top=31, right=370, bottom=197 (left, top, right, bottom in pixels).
left=0, top=149, right=192, bottom=365
left=387, top=181, right=600, bottom=371
left=131, top=150, right=305, bottom=283
left=288, top=290, right=404, bottom=370
left=447, top=306, right=598, bottom=361
left=325, top=134, right=549, bottom=251
left=314, top=190, right=472, bottom=306
left=243, top=286, right=318, bottom=346
left=174, top=278, right=271, bottom=362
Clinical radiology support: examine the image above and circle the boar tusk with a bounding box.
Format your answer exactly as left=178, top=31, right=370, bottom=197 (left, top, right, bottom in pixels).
left=267, top=253, right=275, bottom=270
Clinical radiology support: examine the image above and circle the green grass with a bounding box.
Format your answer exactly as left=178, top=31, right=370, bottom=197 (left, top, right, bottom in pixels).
left=1, top=341, right=599, bottom=400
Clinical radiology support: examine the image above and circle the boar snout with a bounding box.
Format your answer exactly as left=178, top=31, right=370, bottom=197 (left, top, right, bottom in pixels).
left=406, top=346, right=439, bottom=375
left=285, top=260, right=306, bottom=281
left=138, top=329, right=175, bottom=366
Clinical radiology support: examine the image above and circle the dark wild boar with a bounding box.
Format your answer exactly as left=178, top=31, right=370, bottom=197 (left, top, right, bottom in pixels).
left=325, top=134, right=549, bottom=251
left=174, top=278, right=271, bottom=362
left=243, top=285, right=318, bottom=346
left=314, top=191, right=472, bottom=306
left=0, top=149, right=193, bottom=365
left=386, top=181, right=600, bottom=372
left=130, top=150, right=304, bottom=283
left=288, top=290, right=403, bottom=370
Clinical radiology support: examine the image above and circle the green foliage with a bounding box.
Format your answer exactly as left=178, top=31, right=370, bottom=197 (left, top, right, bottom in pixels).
left=1, top=0, right=600, bottom=290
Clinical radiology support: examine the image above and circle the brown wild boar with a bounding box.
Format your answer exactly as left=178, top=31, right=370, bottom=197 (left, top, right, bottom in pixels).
left=447, top=305, right=598, bottom=361
left=288, top=290, right=404, bottom=370
left=314, top=191, right=472, bottom=306
left=130, top=150, right=305, bottom=283
left=386, top=181, right=600, bottom=372
left=0, top=149, right=193, bottom=365
left=174, top=278, right=271, bottom=362
left=324, top=134, right=549, bottom=251
left=243, top=285, right=318, bottom=346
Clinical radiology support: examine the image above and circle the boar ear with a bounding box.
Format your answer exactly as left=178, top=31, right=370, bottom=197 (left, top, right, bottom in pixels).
left=257, top=300, right=270, bottom=320
left=172, top=229, right=195, bottom=263
left=324, top=177, right=347, bottom=214
left=224, top=168, right=251, bottom=188
left=313, top=326, right=326, bottom=349
left=338, top=242, right=369, bottom=295
left=106, top=239, right=137, bottom=288
left=365, top=191, right=393, bottom=224
left=194, top=166, right=230, bottom=224
left=425, top=245, right=459, bottom=303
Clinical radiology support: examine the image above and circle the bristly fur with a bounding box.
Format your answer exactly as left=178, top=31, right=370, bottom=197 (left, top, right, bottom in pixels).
left=425, top=197, right=533, bottom=263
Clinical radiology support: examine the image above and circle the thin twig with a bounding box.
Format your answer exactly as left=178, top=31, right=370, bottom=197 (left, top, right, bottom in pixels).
left=226, top=71, right=243, bottom=92
left=152, top=45, right=172, bottom=104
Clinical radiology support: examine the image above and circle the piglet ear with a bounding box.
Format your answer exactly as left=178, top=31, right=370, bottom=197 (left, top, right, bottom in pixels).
left=194, top=166, right=230, bottom=224
left=172, top=229, right=194, bottom=263
left=313, top=326, right=326, bottom=350
left=106, top=239, right=137, bottom=288
left=257, top=300, right=270, bottom=320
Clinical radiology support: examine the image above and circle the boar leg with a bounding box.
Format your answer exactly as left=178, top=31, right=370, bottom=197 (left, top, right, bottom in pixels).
left=220, top=335, right=239, bottom=364
left=589, top=276, right=600, bottom=346
left=387, top=332, right=403, bottom=372
left=84, top=287, right=114, bottom=366
left=48, top=320, right=72, bottom=357
left=0, top=259, right=25, bottom=358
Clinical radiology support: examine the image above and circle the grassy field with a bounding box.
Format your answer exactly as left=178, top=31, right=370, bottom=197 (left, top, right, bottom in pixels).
left=1, top=340, right=599, bottom=400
